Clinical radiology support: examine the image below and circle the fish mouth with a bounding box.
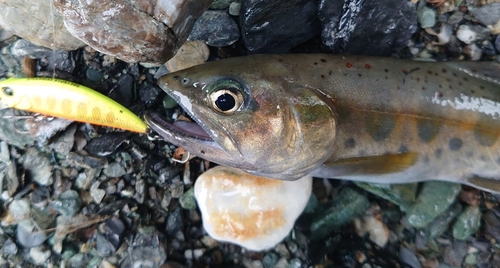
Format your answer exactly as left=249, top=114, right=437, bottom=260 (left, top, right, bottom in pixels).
left=144, top=111, right=213, bottom=142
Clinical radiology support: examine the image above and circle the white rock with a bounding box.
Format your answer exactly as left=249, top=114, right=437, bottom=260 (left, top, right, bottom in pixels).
left=2, top=199, right=30, bottom=225
left=456, top=25, right=478, bottom=44
left=194, top=166, right=312, bottom=251
left=29, top=246, right=51, bottom=265
left=354, top=206, right=389, bottom=248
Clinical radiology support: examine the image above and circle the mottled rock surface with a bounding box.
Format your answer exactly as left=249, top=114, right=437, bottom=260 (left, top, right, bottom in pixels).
left=53, top=0, right=213, bottom=65
left=0, top=0, right=84, bottom=50
left=319, top=0, right=418, bottom=56
left=240, top=0, right=321, bottom=53
left=188, top=10, right=240, bottom=47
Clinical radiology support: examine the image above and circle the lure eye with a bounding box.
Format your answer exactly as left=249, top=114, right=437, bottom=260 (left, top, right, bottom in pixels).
left=2, top=87, right=13, bottom=96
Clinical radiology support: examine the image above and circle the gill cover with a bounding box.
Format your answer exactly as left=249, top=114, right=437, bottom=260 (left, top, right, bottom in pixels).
left=153, top=55, right=338, bottom=180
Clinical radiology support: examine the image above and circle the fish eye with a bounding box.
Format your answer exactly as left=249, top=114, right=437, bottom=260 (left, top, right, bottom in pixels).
left=208, top=79, right=245, bottom=114
left=2, top=87, right=13, bottom=96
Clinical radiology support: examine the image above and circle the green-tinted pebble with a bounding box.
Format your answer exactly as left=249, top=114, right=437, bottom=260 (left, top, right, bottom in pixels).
left=302, top=193, right=319, bottom=214
left=417, top=4, right=437, bottom=28
left=87, top=256, right=102, bottom=268
left=163, top=95, right=179, bottom=109
left=426, top=202, right=462, bottom=239
left=86, top=67, right=104, bottom=82
left=406, top=181, right=461, bottom=228
left=179, top=187, right=197, bottom=210
left=354, top=182, right=417, bottom=212
left=465, top=253, right=477, bottom=265
left=309, top=187, right=369, bottom=241
left=452, top=205, right=482, bottom=240
left=262, top=252, right=279, bottom=268
left=287, top=258, right=303, bottom=268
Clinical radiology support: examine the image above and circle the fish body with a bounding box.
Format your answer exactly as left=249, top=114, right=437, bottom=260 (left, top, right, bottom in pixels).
left=145, top=54, right=500, bottom=193
left=0, top=77, right=147, bottom=133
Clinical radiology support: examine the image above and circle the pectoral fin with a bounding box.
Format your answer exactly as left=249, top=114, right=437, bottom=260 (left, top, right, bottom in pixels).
left=322, top=152, right=419, bottom=177
left=467, top=176, right=500, bottom=194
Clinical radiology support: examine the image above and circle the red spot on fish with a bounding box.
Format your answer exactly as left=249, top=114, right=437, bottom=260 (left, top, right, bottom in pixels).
left=364, top=64, right=371, bottom=69
left=401, top=69, right=408, bottom=75
left=346, top=62, right=353, bottom=68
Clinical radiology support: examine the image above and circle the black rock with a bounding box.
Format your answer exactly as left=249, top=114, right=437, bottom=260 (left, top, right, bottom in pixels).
left=108, top=74, right=135, bottom=107
left=319, top=0, right=418, bottom=56
left=240, top=0, right=321, bottom=53
left=495, top=35, right=500, bottom=53
left=84, top=132, right=130, bottom=157
left=188, top=10, right=240, bottom=47
left=138, top=82, right=161, bottom=107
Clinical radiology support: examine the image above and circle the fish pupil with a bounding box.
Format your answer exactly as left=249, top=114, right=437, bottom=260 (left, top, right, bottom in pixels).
left=215, top=93, right=235, bottom=111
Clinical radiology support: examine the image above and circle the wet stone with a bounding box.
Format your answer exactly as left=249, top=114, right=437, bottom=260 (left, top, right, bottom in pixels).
left=103, top=162, right=127, bottom=178
left=496, top=35, right=500, bottom=52
left=188, top=10, right=240, bottom=47
left=179, top=187, right=197, bottom=210
left=22, top=147, right=53, bottom=186
left=109, top=74, right=134, bottom=107
left=262, top=251, right=280, bottom=268
left=210, top=0, right=235, bottom=9
left=240, top=0, right=320, bottom=53
left=452, top=205, right=481, bottom=240
left=84, top=132, right=130, bottom=157
left=17, top=220, right=47, bottom=248
left=139, top=82, right=162, bottom=107
left=90, top=181, right=106, bottom=204
left=95, top=232, right=116, bottom=257
left=399, top=247, right=421, bottom=268
left=165, top=40, right=209, bottom=72
left=426, top=202, right=462, bottom=239
left=319, top=0, right=418, bottom=56
left=443, top=240, right=467, bottom=267
left=51, top=190, right=82, bottom=217
left=309, top=187, right=369, bottom=240
left=124, top=226, right=167, bottom=267
left=2, top=238, right=18, bottom=256
left=354, top=182, right=417, bottom=212
left=229, top=2, right=242, bottom=16
left=405, top=181, right=461, bottom=228
left=471, top=3, right=500, bottom=27
left=166, top=207, right=184, bottom=235
left=418, top=4, right=437, bottom=28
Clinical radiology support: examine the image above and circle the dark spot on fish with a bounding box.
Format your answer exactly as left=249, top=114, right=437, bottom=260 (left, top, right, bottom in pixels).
left=441, top=68, right=447, bottom=73
left=439, top=84, right=443, bottom=88
left=201, top=150, right=205, bottom=154
left=435, top=148, right=442, bottom=158
left=385, top=76, right=388, bottom=80
left=398, top=145, right=408, bottom=153
left=321, top=58, right=326, bottom=63
left=438, top=92, right=443, bottom=98
left=471, top=69, right=477, bottom=73
left=422, top=155, right=430, bottom=163
left=422, top=87, right=426, bottom=90
left=466, top=151, right=473, bottom=157
left=314, top=62, right=318, bottom=65
left=427, top=70, right=432, bottom=75
left=346, top=62, right=352, bottom=68
left=364, top=64, right=371, bottom=69
left=173, top=76, right=179, bottom=80
left=474, top=119, right=498, bottom=147
left=449, top=85, right=453, bottom=89
left=471, top=90, right=475, bottom=94
left=463, top=77, right=468, bottom=82
left=480, top=85, right=485, bottom=90
left=384, top=69, right=389, bottom=73
left=365, top=114, right=395, bottom=142
left=416, top=77, right=421, bottom=82
left=402, top=69, right=408, bottom=75
left=278, top=59, right=283, bottom=62
left=396, top=86, right=401, bottom=90
left=446, top=78, right=451, bottom=82
left=344, top=138, right=356, bottom=149
left=358, top=74, right=362, bottom=77
left=449, top=137, right=463, bottom=151
left=453, top=73, right=457, bottom=77
left=321, top=75, right=326, bottom=79
left=458, top=82, right=463, bottom=86
left=417, top=119, right=441, bottom=143
left=434, top=72, right=438, bottom=76
left=329, top=70, right=332, bottom=75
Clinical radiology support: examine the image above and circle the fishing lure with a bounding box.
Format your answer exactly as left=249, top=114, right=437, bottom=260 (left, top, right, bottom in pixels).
left=0, top=77, right=147, bottom=133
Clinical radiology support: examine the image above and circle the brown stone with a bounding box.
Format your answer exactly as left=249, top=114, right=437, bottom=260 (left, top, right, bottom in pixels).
left=0, top=0, right=84, bottom=50
left=53, top=0, right=213, bottom=65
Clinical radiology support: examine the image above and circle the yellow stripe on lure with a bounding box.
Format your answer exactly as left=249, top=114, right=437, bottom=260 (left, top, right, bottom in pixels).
left=0, top=77, right=147, bottom=133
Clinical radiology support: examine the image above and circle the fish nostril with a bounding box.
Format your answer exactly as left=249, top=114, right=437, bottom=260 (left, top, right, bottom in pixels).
left=2, top=87, right=13, bottom=96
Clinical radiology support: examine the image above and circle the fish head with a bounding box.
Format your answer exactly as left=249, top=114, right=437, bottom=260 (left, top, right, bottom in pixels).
left=146, top=55, right=337, bottom=180
left=0, top=78, right=32, bottom=110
